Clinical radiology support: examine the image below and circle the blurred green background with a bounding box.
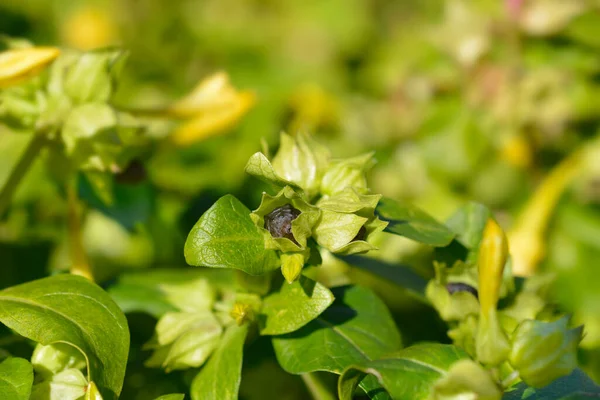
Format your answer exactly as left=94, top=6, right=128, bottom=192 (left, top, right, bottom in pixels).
left=2, top=0, right=600, bottom=398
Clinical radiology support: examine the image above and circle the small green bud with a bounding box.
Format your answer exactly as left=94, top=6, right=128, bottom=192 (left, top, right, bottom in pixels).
left=313, top=188, right=387, bottom=255
left=31, top=343, right=86, bottom=380
left=509, top=316, right=583, bottom=388
left=432, top=359, right=502, bottom=400
left=320, top=152, right=374, bottom=196
left=62, top=49, right=127, bottom=104
left=271, top=132, right=330, bottom=199
left=426, top=281, right=479, bottom=322
left=145, top=311, right=222, bottom=371
left=30, top=368, right=88, bottom=400
left=281, top=252, right=305, bottom=283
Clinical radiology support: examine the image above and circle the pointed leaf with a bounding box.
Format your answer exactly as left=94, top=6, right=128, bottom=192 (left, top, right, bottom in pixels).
left=338, top=344, right=469, bottom=400
left=375, top=197, right=454, bottom=246
left=260, top=276, right=335, bottom=335
left=0, top=357, right=33, bottom=400
left=0, top=275, right=129, bottom=400
left=184, top=195, right=280, bottom=275
left=272, top=285, right=401, bottom=397
left=191, top=324, right=249, bottom=400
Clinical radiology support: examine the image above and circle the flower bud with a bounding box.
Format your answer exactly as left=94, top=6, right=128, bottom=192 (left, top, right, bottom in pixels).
left=281, top=252, right=305, bottom=283
left=433, top=359, right=501, bottom=400
left=476, top=218, right=511, bottom=365
left=0, top=46, right=60, bottom=88
left=509, top=316, right=583, bottom=388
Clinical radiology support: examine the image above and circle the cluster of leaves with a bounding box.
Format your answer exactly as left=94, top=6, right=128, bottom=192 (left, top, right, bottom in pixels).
left=1, top=0, right=600, bottom=399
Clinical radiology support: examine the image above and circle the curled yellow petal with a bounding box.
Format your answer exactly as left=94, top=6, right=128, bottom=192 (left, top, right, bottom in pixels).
left=168, top=71, right=244, bottom=118
left=478, top=218, right=509, bottom=314
left=509, top=152, right=582, bottom=276
left=0, top=47, right=60, bottom=88
left=170, top=90, right=255, bottom=146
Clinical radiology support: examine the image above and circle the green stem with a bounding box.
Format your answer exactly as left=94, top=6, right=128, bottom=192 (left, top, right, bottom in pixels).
left=301, top=372, right=336, bottom=400
left=67, top=176, right=94, bottom=281
left=0, top=132, right=46, bottom=217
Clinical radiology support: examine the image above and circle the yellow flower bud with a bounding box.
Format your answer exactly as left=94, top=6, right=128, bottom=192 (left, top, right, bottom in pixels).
left=0, top=47, right=60, bottom=88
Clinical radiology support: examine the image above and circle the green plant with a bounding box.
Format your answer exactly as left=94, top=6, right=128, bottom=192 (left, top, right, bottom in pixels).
left=1, top=36, right=600, bottom=400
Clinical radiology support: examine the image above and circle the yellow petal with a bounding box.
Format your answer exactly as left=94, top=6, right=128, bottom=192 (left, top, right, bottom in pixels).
left=0, top=47, right=60, bottom=88
left=170, top=91, right=255, bottom=146
left=509, top=153, right=582, bottom=276
left=85, top=381, right=103, bottom=400
left=478, top=218, right=508, bottom=314
left=168, top=71, right=241, bottom=118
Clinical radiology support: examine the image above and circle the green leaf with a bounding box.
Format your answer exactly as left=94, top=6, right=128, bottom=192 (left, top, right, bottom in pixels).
left=108, top=268, right=234, bottom=318
left=338, top=343, right=469, bottom=400
left=0, top=357, right=33, bottom=400
left=272, top=285, right=401, bottom=396
left=375, top=197, right=454, bottom=246
left=260, top=276, right=335, bottom=335
left=184, top=195, right=280, bottom=275
left=338, top=255, right=429, bottom=302
left=191, top=324, right=249, bottom=400
left=502, top=369, right=600, bottom=400
left=154, top=394, right=185, bottom=400
left=0, top=275, right=129, bottom=400
left=445, top=202, right=491, bottom=250
left=244, top=152, right=300, bottom=190
left=30, top=369, right=88, bottom=400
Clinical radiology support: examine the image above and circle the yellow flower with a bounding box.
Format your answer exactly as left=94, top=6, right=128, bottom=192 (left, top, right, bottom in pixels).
left=509, top=152, right=582, bottom=276
left=0, top=47, right=60, bottom=88
left=61, top=6, right=117, bottom=50
left=167, top=72, right=255, bottom=146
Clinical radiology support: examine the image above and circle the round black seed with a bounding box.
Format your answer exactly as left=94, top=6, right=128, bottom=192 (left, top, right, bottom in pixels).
left=352, top=226, right=367, bottom=242
left=264, top=204, right=301, bottom=244
left=446, top=282, right=478, bottom=299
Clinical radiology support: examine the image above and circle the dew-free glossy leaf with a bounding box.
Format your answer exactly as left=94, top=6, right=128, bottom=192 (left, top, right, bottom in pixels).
left=260, top=276, right=335, bottom=335
left=272, top=285, right=401, bottom=397
left=154, top=394, right=185, bottom=400
left=338, top=343, right=468, bottom=400
left=0, top=357, right=33, bottom=400
left=184, top=195, right=280, bottom=275
left=375, top=197, right=454, bottom=246
left=0, top=275, right=129, bottom=400
left=191, top=324, right=248, bottom=400
left=339, top=255, right=428, bottom=302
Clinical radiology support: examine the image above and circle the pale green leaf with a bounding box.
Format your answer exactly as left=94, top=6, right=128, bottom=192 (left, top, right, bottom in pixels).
left=191, top=324, right=249, bottom=400
left=0, top=357, right=33, bottom=400
left=260, top=276, right=334, bottom=335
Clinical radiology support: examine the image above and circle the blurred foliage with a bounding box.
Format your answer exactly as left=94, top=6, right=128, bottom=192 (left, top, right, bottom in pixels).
left=2, top=0, right=600, bottom=397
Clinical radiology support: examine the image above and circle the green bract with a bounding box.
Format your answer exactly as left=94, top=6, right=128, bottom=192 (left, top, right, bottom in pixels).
left=320, top=152, right=374, bottom=196
left=144, top=311, right=223, bottom=372
left=510, top=316, right=583, bottom=388
left=271, top=132, right=330, bottom=199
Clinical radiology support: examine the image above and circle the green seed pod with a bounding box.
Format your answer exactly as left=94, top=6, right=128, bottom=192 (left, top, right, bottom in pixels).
left=509, top=316, right=583, bottom=388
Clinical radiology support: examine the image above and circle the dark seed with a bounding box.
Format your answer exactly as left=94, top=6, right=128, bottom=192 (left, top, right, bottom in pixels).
left=446, top=282, right=478, bottom=299
left=352, top=226, right=367, bottom=242
left=264, top=204, right=301, bottom=244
